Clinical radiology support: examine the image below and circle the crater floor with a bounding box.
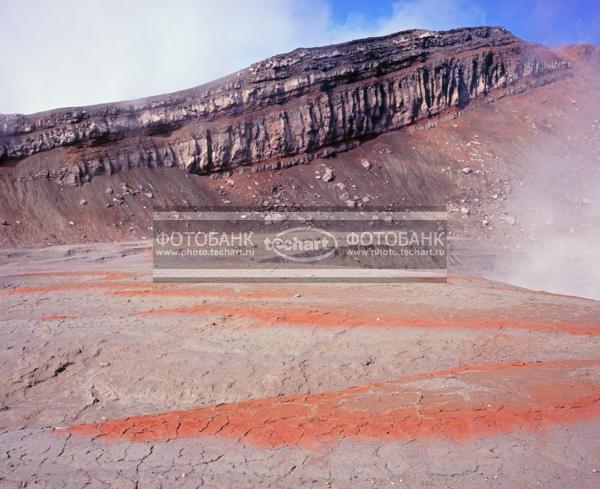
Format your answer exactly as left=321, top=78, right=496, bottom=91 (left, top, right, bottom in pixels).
left=1, top=242, right=599, bottom=488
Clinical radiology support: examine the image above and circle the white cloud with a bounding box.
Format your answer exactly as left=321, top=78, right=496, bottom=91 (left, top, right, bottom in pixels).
left=0, top=0, right=487, bottom=114
left=328, top=0, right=487, bottom=41
left=382, top=0, right=487, bottom=33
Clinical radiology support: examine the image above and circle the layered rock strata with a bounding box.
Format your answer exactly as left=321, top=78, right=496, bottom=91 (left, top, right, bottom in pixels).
left=0, top=26, right=570, bottom=185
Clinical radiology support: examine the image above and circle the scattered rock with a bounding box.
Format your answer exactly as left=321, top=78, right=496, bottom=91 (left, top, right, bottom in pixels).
left=68, top=221, right=75, bottom=226
left=460, top=207, right=470, bottom=215
left=79, top=199, right=87, bottom=206
left=1, top=219, right=8, bottom=226
left=105, top=187, right=113, bottom=195
left=361, top=160, right=372, bottom=170
left=322, top=168, right=335, bottom=182
left=462, top=167, right=473, bottom=174
left=143, top=192, right=154, bottom=199
left=345, top=199, right=357, bottom=208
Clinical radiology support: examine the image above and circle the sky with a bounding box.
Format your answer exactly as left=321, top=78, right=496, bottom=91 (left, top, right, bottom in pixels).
left=1, top=0, right=599, bottom=114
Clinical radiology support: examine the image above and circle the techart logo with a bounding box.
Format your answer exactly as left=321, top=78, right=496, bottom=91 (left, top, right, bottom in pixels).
left=264, top=227, right=338, bottom=262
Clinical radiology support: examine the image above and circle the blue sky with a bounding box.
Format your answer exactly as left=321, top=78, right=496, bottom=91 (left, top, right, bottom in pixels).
left=1, top=0, right=599, bottom=114
left=328, top=0, right=600, bottom=45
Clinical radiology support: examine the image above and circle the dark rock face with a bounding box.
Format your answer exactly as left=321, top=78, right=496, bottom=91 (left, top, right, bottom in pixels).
left=0, top=26, right=569, bottom=185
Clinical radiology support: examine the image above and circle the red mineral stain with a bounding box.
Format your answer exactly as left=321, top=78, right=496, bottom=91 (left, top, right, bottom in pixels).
left=139, top=303, right=600, bottom=336
left=5, top=281, right=287, bottom=301
left=66, top=359, right=600, bottom=448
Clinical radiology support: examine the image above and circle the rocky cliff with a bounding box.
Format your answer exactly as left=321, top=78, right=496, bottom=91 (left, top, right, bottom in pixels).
left=0, top=26, right=570, bottom=186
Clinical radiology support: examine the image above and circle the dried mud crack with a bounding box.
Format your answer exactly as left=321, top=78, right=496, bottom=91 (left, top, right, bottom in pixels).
left=66, top=359, right=600, bottom=448
left=1, top=243, right=600, bottom=488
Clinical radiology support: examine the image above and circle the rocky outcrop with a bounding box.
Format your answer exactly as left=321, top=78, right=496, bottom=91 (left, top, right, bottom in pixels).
left=0, top=26, right=570, bottom=185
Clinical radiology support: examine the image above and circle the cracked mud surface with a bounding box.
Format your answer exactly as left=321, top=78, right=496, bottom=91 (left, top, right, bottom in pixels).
left=1, top=242, right=600, bottom=488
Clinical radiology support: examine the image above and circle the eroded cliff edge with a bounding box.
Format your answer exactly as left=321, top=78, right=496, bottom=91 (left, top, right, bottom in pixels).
left=0, top=26, right=570, bottom=186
